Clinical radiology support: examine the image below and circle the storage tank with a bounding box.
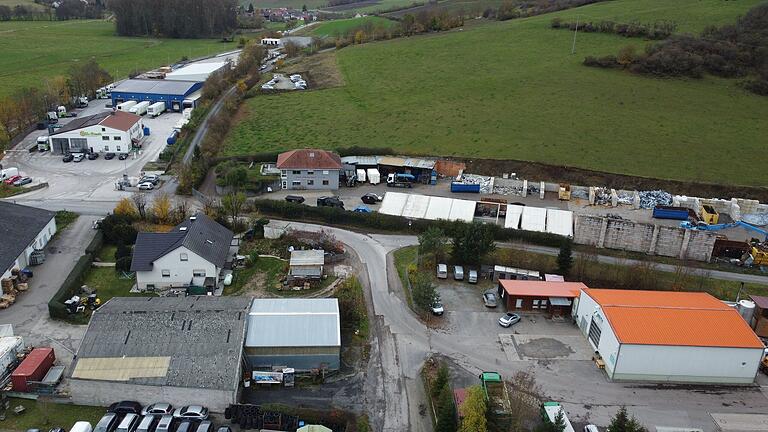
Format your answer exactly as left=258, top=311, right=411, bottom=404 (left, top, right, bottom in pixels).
left=0, top=336, right=24, bottom=376
left=11, top=347, right=55, bottom=392
left=737, top=299, right=756, bottom=325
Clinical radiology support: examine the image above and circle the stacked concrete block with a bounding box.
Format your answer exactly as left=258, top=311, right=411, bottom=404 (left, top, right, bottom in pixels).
left=602, top=219, right=654, bottom=253
left=683, top=230, right=717, bottom=262
left=652, top=226, right=685, bottom=258
left=573, top=215, right=603, bottom=246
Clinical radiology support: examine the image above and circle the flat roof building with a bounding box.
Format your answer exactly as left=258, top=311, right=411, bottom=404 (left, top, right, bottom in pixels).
left=165, top=62, right=229, bottom=82
left=69, top=296, right=251, bottom=411
left=497, top=280, right=585, bottom=316
left=111, top=79, right=203, bottom=112
left=246, top=298, right=340, bottom=371
left=573, top=288, right=764, bottom=384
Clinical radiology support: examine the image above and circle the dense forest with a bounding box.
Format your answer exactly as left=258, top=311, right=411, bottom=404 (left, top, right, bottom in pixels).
left=107, top=0, right=237, bottom=38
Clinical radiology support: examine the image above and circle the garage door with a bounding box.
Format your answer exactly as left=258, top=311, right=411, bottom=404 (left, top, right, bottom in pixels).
left=588, top=316, right=602, bottom=347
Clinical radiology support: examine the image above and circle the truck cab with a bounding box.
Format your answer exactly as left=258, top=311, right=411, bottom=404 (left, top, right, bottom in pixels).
left=386, top=173, right=415, bottom=188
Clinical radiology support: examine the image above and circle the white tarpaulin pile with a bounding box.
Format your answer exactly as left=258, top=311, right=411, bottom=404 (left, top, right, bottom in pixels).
left=521, top=206, right=547, bottom=232
left=504, top=205, right=524, bottom=229
left=380, top=192, right=475, bottom=222
left=545, top=208, right=574, bottom=237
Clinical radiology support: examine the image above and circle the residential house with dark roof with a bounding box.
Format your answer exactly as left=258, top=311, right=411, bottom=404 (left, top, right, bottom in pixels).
left=130, top=213, right=234, bottom=292
left=0, top=202, right=56, bottom=292
left=276, top=149, right=342, bottom=190
left=48, top=110, right=143, bottom=155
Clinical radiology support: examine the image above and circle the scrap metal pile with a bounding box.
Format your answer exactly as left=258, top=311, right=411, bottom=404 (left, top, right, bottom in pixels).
left=460, top=174, right=492, bottom=194
left=638, top=190, right=672, bottom=209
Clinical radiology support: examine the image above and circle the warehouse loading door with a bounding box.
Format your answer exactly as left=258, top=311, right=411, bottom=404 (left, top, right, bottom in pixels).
left=171, top=101, right=181, bottom=112
left=588, top=315, right=602, bottom=348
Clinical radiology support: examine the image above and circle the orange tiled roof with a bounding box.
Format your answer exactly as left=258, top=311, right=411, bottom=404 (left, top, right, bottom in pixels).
left=500, top=280, right=585, bottom=298
left=584, top=288, right=763, bottom=349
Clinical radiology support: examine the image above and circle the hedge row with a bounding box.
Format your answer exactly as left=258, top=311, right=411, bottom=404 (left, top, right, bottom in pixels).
left=47, top=230, right=103, bottom=320
left=250, top=199, right=565, bottom=247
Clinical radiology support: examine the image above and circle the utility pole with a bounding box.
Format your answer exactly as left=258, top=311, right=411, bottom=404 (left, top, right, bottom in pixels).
left=571, top=14, right=580, bottom=55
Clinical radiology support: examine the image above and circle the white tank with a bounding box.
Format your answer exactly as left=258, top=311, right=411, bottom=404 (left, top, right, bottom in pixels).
left=737, top=299, right=756, bottom=325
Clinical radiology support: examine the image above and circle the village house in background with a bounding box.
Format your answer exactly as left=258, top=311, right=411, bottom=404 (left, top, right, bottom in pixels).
left=277, top=149, right=342, bottom=190
left=130, top=213, right=235, bottom=293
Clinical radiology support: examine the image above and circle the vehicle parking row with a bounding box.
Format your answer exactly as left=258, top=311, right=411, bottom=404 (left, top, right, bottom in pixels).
left=62, top=152, right=130, bottom=163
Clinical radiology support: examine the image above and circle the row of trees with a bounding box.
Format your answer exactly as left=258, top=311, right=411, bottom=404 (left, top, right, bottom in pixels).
left=0, top=59, right=112, bottom=153
left=331, top=10, right=464, bottom=48
left=551, top=17, right=677, bottom=40
left=0, top=0, right=104, bottom=21
left=107, top=0, right=237, bottom=38
left=584, top=3, right=768, bottom=96
left=490, top=0, right=609, bottom=21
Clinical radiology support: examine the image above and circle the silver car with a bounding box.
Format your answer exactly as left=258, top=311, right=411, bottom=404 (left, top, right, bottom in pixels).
left=142, top=403, right=174, bottom=416
left=499, top=312, right=521, bottom=327
left=173, top=405, right=209, bottom=421
left=483, top=291, right=497, bottom=308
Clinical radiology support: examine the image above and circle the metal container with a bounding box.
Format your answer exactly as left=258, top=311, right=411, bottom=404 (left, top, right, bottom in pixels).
left=12, top=347, right=55, bottom=392
left=737, top=300, right=756, bottom=326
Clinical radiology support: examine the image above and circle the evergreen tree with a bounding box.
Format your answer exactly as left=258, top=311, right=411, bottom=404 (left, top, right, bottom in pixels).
left=556, top=239, right=573, bottom=276
left=432, top=363, right=449, bottom=398
left=436, top=386, right=457, bottom=432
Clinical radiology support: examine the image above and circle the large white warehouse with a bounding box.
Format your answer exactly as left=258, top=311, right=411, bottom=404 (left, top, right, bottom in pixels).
left=574, top=288, right=764, bottom=384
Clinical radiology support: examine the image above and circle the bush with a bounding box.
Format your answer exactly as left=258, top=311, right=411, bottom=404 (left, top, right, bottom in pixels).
left=115, top=256, right=132, bottom=273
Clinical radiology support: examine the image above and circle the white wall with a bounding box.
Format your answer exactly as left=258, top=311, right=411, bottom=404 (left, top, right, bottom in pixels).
left=54, top=123, right=141, bottom=153
left=2, top=217, right=56, bottom=294
left=135, top=246, right=217, bottom=290
left=573, top=290, right=626, bottom=378
left=614, top=344, right=763, bottom=384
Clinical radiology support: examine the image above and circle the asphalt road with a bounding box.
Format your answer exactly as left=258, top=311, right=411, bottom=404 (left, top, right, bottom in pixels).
left=182, top=85, right=237, bottom=164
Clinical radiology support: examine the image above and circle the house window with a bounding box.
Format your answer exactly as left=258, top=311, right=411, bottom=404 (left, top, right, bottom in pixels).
left=102, top=136, right=109, bottom=141
left=147, top=284, right=155, bottom=290
left=532, top=299, right=540, bottom=309
left=116, top=145, right=121, bottom=151
left=322, top=170, right=329, bottom=175
left=306, top=170, right=314, bottom=175
left=292, top=170, right=301, bottom=175
left=307, top=180, right=314, bottom=186
left=193, top=270, right=206, bottom=277
left=180, top=253, right=188, bottom=261
left=103, top=145, right=109, bottom=152
left=292, top=180, right=301, bottom=186
left=281, top=170, right=287, bottom=179
left=161, top=269, right=170, bottom=277
left=114, top=136, right=121, bottom=141
left=322, top=180, right=329, bottom=186
left=101, top=127, right=106, bottom=132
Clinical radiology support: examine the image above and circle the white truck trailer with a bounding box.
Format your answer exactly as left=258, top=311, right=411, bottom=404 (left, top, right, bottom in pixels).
left=147, top=101, right=166, bottom=117
left=117, top=100, right=137, bottom=111
left=129, top=101, right=151, bottom=116
left=541, top=402, right=575, bottom=432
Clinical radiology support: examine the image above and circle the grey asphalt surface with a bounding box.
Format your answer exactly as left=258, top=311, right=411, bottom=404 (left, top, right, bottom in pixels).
left=269, top=221, right=768, bottom=432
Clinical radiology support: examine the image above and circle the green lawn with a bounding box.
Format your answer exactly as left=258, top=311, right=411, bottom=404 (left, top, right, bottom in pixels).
left=82, top=267, right=142, bottom=302
left=223, top=0, right=768, bottom=186
left=54, top=210, right=78, bottom=231
left=0, top=399, right=105, bottom=431
left=0, top=20, right=239, bottom=97
left=393, top=245, right=417, bottom=306
left=0, top=0, right=47, bottom=10
left=307, top=16, right=398, bottom=37
left=96, top=244, right=117, bottom=262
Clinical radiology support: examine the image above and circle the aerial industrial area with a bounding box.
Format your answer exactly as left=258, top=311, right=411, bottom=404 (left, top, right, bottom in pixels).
left=1, top=0, right=768, bottom=432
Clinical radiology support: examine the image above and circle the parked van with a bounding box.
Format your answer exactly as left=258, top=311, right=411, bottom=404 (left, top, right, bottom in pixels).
left=71, top=422, right=93, bottom=432
left=147, top=102, right=166, bottom=117
left=136, top=415, right=158, bottom=432
left=468, top=269, right=478, bottom=284
left=155, top=415, right=174, bottom=432
left=454, top=265, right=464, bottom=281
left=0, top=167, right=19, bottom=181
left=116, top=414, right=140, bottom=432
left=437, top=264, right=448, bottom=279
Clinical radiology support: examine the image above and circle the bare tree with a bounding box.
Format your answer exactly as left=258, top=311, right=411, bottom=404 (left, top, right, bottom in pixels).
left=132, top=192, right=147, bottom=220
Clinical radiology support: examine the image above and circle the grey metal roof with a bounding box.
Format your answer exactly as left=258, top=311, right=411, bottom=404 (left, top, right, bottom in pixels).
left=0, top=202, right=55, bottom=273
left=51, top=112, right=109, bottom=136
left=404, top=158, right=436, bottom=169
left=340, top=156, right=379, bottom=166
left=289, top=250, right=324, bottom=266
left=246, top=299, right=340, bottom=348
left=130, top=213, right=233, bottom=272
left=74, top=296, right=251, bottom=390
left=112, top=79, right=200, bottom=95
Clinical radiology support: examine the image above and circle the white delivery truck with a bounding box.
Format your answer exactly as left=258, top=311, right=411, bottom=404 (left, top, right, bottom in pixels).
left=130, top=101, right=151, bottom=116
left=147, top=101, right=166, bottom=117
left=117, top=100, right=137, bottom=111
left=366, top=168, right=380, bottom=185
left=0, top=167, right=19, bottom=181
left=356, top=169, right=366, bottom=183
left=541, top=402, right=575, bottom=432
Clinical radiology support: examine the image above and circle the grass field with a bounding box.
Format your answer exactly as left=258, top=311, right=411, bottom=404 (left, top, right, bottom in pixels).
left=0, top=20, right=238, bottom=97
left=224, top=0, right=768, bottom=186
left=306, top=16, right=398, bottom=37
left=0, top=0, right=46, bottom=10
left=1, top=398, right=105, bottom=431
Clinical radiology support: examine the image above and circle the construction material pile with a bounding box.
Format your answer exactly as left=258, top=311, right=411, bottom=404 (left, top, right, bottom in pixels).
left=742, top=213, right=768, bottom=226
left=461, top=174, right=492, bottom=194
left=638, top=190, right=672, bottom=209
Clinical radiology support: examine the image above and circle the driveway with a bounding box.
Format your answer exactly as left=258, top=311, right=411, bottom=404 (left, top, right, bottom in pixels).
left=0, top=215, right=98, bottom=368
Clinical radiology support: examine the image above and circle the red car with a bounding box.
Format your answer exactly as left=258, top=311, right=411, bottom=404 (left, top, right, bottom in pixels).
left=3, top=175, right=21, bottom=185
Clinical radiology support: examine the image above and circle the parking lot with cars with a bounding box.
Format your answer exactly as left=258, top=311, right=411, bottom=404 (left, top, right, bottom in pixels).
left=3, top=99, right=181, bottom=204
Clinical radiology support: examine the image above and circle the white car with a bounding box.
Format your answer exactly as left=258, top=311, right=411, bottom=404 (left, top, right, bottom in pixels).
left=261, top=84, right=274, bottom=90
left=431, top=298, right=444, bottom=316
left=290, top=74, right=302, bottom=82
left=296, top=80, right=307, bottom=87
left=498, top=312, right=521, bottom=327
left=138, top=182, right=154, bottom=190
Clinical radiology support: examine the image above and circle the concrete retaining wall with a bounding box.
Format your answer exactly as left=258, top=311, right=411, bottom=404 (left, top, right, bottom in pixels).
left=69, top=379, right=238, bottom=412
left=574, top=215, right=716, bottom=262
